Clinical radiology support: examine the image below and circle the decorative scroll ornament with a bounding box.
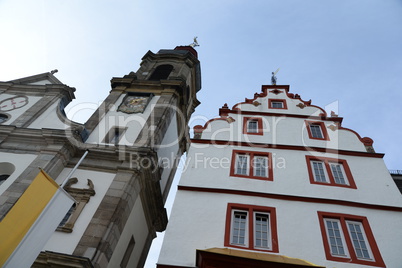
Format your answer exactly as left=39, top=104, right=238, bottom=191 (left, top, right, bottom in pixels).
left=269, top=89, right=282, bottom=95
left=253, top=101, right=261, bottom=107
left=226, top=117, right=235, bottom=123
left=328, top=124, right=339, bottom=131
left=296, top=103, right=306, bottom=109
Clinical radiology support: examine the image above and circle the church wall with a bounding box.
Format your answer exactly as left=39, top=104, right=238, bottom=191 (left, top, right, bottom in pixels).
left=107, top=197, right=149, bottom=268
left=28, top=101, right=71, bottom=129
left=43, top=168, right=115, bottom=254
left=0, top=94, right=41, bottom=125
left=86, top=94, right=161, bottom=145
left=157, top=112, right=179, bottom=194
left=0, top=152, right=37, bottom=195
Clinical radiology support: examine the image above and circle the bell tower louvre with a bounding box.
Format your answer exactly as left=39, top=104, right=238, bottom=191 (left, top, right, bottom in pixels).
left=0, top=46, right=200, bottom=268
left=157, top=84, right=402, bottom=267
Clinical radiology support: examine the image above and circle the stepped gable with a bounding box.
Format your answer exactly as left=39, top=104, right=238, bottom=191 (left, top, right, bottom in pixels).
left=193, top=85, right=373, bottom=147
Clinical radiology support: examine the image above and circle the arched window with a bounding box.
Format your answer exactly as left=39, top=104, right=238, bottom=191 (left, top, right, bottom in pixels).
left=0, top=114, right=9, bottom=124
left=0, top=162, right=16, bottom=185
left=149, top=64, right=173, bottom=80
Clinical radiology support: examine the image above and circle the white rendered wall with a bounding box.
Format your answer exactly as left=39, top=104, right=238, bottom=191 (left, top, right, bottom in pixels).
left=0, top=94, right=41, bottom=125
left=107, top=197, right=149, bottom=268
left=29, top=101, right=71, bottom=129
left=27, top=80, right=52, bottom=86
left=157, top=112, right=179, bottom=194
left=86, top=95, right=160, bottom=145
left=180, top=145, right=402, bottom=207
left=200, top=113, right=367, bottom=152
left=159, top=190, right=402, bottom=268
left=0, top=152, right=37, bottom=195
left=43, top=168, right=115, bottom=254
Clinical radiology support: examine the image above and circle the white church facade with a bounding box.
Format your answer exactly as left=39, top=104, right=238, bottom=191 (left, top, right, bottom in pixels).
left=157, top=85, right=402, bottom=267
left=0, top=46, right=201, bottom=268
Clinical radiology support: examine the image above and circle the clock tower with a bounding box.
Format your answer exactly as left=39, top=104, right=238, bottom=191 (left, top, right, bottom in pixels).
left=0, top=46, right=201, bottom=268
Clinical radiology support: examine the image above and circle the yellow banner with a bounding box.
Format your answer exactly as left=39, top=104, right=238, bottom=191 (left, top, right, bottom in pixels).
left=0, top=170, right=59, bottom=266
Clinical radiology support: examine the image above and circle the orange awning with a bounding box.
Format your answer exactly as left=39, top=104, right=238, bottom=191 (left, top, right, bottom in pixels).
left=196, top=248, right=325, bottom=268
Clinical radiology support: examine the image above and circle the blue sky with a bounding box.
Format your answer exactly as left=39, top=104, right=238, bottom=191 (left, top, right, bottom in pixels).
left=1, top=0, right=401, bottom=266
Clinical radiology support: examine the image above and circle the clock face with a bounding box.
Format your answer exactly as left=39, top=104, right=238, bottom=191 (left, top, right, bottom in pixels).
left=0, top=96, right=28, bottom=112
left=117, top=95, right=151, bottom=114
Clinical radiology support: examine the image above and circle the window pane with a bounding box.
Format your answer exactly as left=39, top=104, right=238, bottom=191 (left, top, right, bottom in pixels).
left=247, top=120, right=258, bottom=133
left=347, top=221, right=371, bottom=260
left=272, top=102, right=283, bottom=108
left=232, top=211, right=247, bottom=245
left=255, top=213, right=270, bottom=248
left=254, top=156, right=268, bottom=177
left=235, top=155, right=249, bottom=175
left=330, top=163, right=347, bottom=185
left=310, top=125, right=323, bottom=139
left=325, top=219, right=346, bottom=256
left=312, top=161, right=327, bottom=182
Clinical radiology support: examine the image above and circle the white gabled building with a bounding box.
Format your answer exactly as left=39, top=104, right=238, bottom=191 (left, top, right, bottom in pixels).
left=157, top=85, right=402, bottom=268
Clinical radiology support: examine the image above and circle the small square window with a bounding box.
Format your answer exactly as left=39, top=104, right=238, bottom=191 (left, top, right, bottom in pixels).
left=243, top=117, right=263, bottom=135
left=306, top=156, right=356, bottom=189
left=305, top=121, right=329, bottom=140
left=268, top=99, right=287, bottom=109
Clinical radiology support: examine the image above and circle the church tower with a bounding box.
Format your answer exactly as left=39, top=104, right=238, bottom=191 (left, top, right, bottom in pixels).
left=0, top=46, right=200, bottom=268
left=157, top=85, right=402, bottom=267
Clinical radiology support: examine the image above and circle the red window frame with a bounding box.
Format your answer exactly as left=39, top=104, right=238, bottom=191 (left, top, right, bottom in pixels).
left=305, top=156, right=357, bottom=189
left=243, top=117, right=263, bottom=135
left=305, top=120, right=330, bottom=141
left=318, top=211, right=385, bottom=267
left=224, top=203, right=279, bottom=253
left=268, top=99, right=287, bottom=109
left=230, top=150, right=273, bottom=180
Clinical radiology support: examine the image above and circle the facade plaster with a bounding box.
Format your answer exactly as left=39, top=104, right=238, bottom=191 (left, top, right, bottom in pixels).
left=158, top=85, right=401, bottom=268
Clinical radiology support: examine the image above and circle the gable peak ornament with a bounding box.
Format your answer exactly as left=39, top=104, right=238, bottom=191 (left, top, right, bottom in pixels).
left=271, top=68, right=280, bottom=85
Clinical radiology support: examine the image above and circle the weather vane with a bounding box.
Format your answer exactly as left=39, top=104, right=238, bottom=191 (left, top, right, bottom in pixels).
left=189, top=36, right=199, bottom=47
left=271, top=68, right=280, bottom=85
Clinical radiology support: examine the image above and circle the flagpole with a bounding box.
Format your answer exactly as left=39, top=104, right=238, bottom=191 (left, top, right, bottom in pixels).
left=60, top=150, right=89, bottom=188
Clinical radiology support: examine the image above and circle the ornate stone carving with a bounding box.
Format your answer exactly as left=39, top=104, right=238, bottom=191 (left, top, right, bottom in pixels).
left=57, top=177, right=95, bottom=233
left=252, top=101, right=261, bottom=107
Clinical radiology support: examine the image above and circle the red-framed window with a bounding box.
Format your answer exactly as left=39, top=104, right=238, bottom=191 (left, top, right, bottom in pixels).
left=318, top=212, right=385, bottom=267
left=305, top=121, right=329, bottom=140
left=230, top=150, right=273, bottom=180
left=268, top=99, right=287, bottom=109
left=225, top=203, right=279, bottom=252
left=243, top=117, right=263, bottom=135
left=305, top=156, right=357, bottom=189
